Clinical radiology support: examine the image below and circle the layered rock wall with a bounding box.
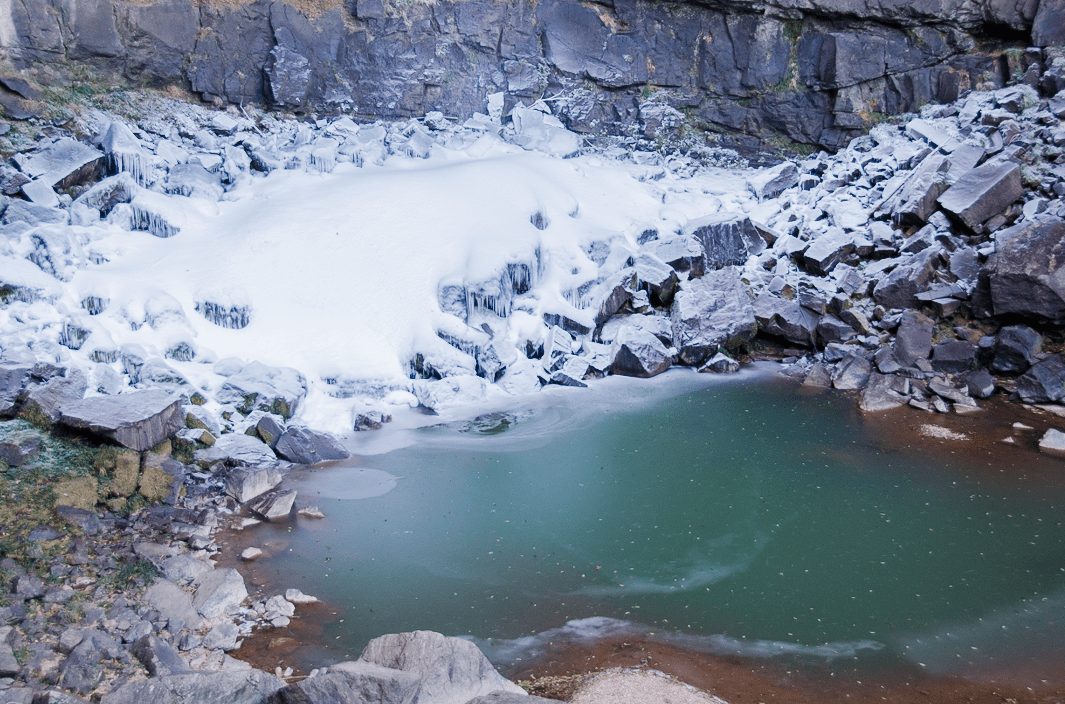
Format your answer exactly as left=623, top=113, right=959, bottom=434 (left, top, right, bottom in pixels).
left=0, top=0, right=1060, bottom=152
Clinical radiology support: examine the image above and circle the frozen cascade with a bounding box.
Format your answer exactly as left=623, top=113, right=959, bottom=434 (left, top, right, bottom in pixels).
left=196, top=301, right=252, bottom=329
left=100, top=120, right=150, bottom=186
left=81, top=296, right=108, bottom=315
left=109, top=202, right=180, bottom=239
left=58, top=321, right=90, bottom=350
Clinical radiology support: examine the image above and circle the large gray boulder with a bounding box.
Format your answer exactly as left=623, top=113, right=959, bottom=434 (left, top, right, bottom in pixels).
left=191, top=568, right=248, bottom=621
left=225, top=466, right=284, bottom=503
left=872, top=248, right=941, bottom=309
left=803, top=228, right=854, bottom=276
left=892, top=311, right=934, bottom=367
left=986, top=217, right=1065, bottom=324
left=101, top=670, right=284, bottom=704
left=670, top=268, right=756, bottom=366
left=267, top=661, right=419, bottom=704
left=1018, top=355, right=1065, bottom=404
left=359, top=631, right=525, bottom=704
left=748, top=161, right=798, bottom=200
left=142, top=579, right=203, bottom=632
left=889, top=153, right=949, bottom=227
left=832, top=353, right=872, bottom=390
left=194, top=433, right=278, bottom=467
left=753, top=295, right=819, bottom=347
left=248, top=489, right=297, bottom=521
left=608, top=327, right=671, bottom=378
left=131, top=635, right=191, bottom=677
left=937, top=160, right=1022, bottom=231
left=0, top=363, right=34, bottom=417
left=217, top=361, right=307, bottom=420
left=19, top=367, right=87, bottom=424
left=990, top=325, right=1041, bottom=374
left=684, top=213, right=766, bottom=269
left=58, top=389, right=183, bottom=451
left=859, top=373, right=909, bottom=412
left=274, top=426, right=350, bottom=465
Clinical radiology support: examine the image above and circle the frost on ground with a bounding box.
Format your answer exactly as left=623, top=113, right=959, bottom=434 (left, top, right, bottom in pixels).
left=0, top=95, right=761, bottom=437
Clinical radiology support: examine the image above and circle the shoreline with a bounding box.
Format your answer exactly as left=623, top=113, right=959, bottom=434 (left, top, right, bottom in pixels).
left=217, top=374, right=1065, bottom=701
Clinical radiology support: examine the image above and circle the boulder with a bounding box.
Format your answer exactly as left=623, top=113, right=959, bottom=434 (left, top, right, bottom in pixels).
left=100, top=670, right=284, bottom=704
left=255, top=414, right=286, bottom=446
left=892, top=310, right=934, bottom=367
left=217, top=361, right=307, bottom=420
left=803, top=228, right=854, bottom=276
left=670, top=268, right=756, bottom=366
left=131, top=635, right=191, bottom=677
left=274, top=426, right=350, bottom=465
left=930, top=340, right=977, bottom=373
left=832, top=353, right=872, bottom=391
left=1018, top=355, right=1065, bottom=404
left=142, top=579, right=203, bottom=632
left=1039, top=428, right=1065, bottom=455
left=633, top=253, right=679, bottom=306
left=0, top=428, right=41, bottom=467
left=20, top=367, right=87, bottom=424
left=192, top=568, right=248, bottom=621
left=591, top=269, right=637, bottom=326
left=58, top=390, right=183, bottom=451
left=354, top=411, right=391, bottom=432
left=937, top=160, right=1023, bottom=231
left=0, top=363, right=34, bottom=417
left=928, top=378, right=979, bottom=409
left=986, top=217, right=1065, bottom=324
left=225, top=467, right=284, bottom=503
left=643, top=235, right=705, bottom=277
left=753, top=294, right=818, bottom=347
left=747, top=161, right=798, bottom=200
left=699, top=352, right=740, bottom=373
left=890, top=153, right=949, bottom=227
left=16, top=138, right=104, bottom=189
left=358, top=631, right=525, bottom=704
left=194, top=433, right=277, bottom=467
left=413, top=376, right=487, bottom=411
left=816, top=315, right=857, bottom=346
left=802, top=362, right=833, bottom=388
left=859, top=373, right=909, bottom=412
left=248, top=489, right=297, bottom=521
left=139, top=454, right=186, bottom=504
left=961, top=369, right=995, bottom=399
left=684, top=213, right=766, bottom=269
left=550, top=355, right=591, bottom=387
left=991, top=324, right=1041, bottom=374
left=609, top=327, right=671, bottom=378
left=266, top=661, right=419, bottom=704
left=872, top=248, right=940, bottom=309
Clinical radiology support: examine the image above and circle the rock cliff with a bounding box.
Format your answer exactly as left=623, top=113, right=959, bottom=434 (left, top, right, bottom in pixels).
left=1, top=0, right=1061, bottom=155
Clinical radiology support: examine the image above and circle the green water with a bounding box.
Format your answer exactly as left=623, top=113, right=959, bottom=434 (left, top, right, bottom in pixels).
left=251, top=370, right=1065, bottom=685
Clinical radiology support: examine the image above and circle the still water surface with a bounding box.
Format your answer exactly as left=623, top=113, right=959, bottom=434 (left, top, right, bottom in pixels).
left=248, top=369, right=1065, bottom=685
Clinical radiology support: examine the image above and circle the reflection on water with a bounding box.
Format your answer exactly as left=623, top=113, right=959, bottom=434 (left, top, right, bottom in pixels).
left=247, top=368, right=1065, bottom=686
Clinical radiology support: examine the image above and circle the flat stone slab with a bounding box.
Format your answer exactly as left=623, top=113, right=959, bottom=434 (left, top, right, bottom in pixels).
left=937, top=160, right=1022, bottom=230
left=58, top=389, right=183, bottom=451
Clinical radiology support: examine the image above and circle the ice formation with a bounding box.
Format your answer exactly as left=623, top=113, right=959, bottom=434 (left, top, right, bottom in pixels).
left=0, top=95, right=759, bottom=436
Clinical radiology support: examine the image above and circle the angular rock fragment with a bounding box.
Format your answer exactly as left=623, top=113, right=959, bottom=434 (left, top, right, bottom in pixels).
left=194, top=433, right=278, bottom=467
left=1039, top=429, right=1065, bottom=455
left=753, top=295, right=818, bottom=347
left=274, top=426, right=349, bottom=465
left=192, top=568, right=249, bottom=620
left=859, top=373, right=909, bottom=412
left=930, top=340, right=976, bottom=373
left=1018, top=355, right=1065, bottom=404
left=937, top=160, right=1022, bottom=230
left=748, top=161, right=798, bottom=200
left=685, top=213, right=766, bottom=269
left=248, top=489, right=297, bottom=521
left=991, top=325, right=1041, bottom=374
left=609, top=327, right=671, bottom=378
left=699, top=352, right=740, bottom=373
left=670, top=268, right=756, bottom=366
left=832, top=353, right=872, bottom=391
left=986, top=217, right=1065, bottom=324
left=892, top=311, right=934, bottom=367
left=803, top=228, right=855, bottom=276
left=59, top=389, right=183, bottom=451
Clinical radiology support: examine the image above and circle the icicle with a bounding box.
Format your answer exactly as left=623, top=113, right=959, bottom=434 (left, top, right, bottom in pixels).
left=81, top=296, right=108, bottom=315
left=100, top=121, right=150, bottom=186
left=196, top=301, right=251, bottom=329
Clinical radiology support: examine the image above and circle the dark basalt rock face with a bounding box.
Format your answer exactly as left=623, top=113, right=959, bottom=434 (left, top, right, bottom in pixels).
left=2, top=0, right=1049, bottom=154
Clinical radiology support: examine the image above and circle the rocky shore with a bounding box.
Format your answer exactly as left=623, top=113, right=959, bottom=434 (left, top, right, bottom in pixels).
left=0, top=23, right=1064, bottom=704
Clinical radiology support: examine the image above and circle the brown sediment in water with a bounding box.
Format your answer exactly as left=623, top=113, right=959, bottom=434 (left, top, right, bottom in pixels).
left=217, top=391, right=1065, bottom=700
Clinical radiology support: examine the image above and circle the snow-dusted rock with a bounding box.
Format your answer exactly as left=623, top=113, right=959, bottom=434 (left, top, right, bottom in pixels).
left=217, top=361, right=307, bottom=420
left=224, top=466, right=283, bottom=503
left=248, top=489, right=297, bottom=521
left=59, top=389, right=183, bottom=451
left=670, top=268, right=756, bottom=367
left=413, top=375, right=488, bottom=411
left=361, top=631, right=525, bottom=704
left=609, top=327, right=671, bottom=379
left=747, top=161, right=798, bottom=200
left=699, top=352, right=740, bottom=373
left=274, top=426, right=349, bottom=465
left=685, top=213, right=766, bottom=269
left=194, top=433, right=277, bottom=467
left=1038, top=428, right=1065, bottom=454
left=753, top=294, right=818, bottom=347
